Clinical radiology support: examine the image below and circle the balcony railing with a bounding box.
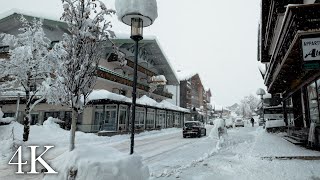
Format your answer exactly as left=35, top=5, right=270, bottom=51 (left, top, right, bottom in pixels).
left=97, top=66, right=173, bottom=99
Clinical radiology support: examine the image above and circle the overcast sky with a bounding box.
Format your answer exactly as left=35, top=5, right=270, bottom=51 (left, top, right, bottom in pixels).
left=1, top=0, right=266, bottom=107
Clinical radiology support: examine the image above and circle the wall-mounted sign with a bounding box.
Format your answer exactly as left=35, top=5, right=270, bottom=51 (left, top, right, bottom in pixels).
left=302, top=37, right=320, bottom=61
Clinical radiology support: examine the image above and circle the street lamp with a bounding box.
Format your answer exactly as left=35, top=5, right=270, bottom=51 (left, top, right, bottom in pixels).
left=115, top=0, right=158, bottom=155
left=256, top=88, right=266, bottom=127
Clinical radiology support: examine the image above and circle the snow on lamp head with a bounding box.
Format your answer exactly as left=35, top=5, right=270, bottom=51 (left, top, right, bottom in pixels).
left=256, top=88, right=266, bottom=97
left=115, top=0, right=158, bottom=41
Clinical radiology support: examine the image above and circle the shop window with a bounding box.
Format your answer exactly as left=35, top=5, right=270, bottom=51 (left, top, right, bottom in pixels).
left=308, top=82, right=319, bottom=123
left=135, top=107, right=145, bottom=129
left=146, top=109, right=155, bottom=129
left=94, top=105, right=117, bottom=131
left=118, top=106, right=127, bottom=131
left=156, top=110, right=166, bottom=128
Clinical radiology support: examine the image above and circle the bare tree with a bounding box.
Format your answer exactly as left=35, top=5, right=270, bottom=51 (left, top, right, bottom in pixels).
left=239, top=94, right=259, bottom=118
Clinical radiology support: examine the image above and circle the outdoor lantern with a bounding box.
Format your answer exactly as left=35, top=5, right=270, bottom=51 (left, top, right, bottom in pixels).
left=115, top=0, right=158, bottom=41
left=115, top=0, right=158, bottom=155
left=130, top=18, right=143, bottom=41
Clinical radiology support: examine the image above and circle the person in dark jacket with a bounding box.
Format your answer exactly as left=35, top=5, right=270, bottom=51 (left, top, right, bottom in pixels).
left=251, top=117, right=254, bottom=127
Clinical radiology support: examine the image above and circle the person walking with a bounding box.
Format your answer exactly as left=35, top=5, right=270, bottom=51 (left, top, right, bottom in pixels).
left=251, top=117, right=254, bottom=127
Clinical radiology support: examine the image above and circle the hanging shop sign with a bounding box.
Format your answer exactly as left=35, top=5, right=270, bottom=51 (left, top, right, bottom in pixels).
left=302, top=37, right=320, bottom=61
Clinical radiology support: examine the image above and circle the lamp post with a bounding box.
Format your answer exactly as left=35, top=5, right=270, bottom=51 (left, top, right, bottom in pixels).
left=256, top=88, right=266, bottom=127
left=116, top=0, right=158, bottom=155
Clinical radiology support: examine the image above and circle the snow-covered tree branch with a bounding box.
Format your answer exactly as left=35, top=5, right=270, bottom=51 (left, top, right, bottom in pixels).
left=57, top=0, right=116, bottom=151
left=0, top=16, right=58, bottom=142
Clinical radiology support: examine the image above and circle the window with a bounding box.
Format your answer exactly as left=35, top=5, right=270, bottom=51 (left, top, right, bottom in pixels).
left=94, top=105, right=117, bottom=131
left=167, top=111, right=173, bottom=128
left=156, top=110, right=166, bottom=128
left=44, top=111, right=60, bottom=120
left=135, top=107, right=145, bottom=129
left=174, top=113, right=180, bottom=127
left=307, top=82, right=319, bottom=123
left=30, top=114, right=39, bottom=125
left=146, top=109, right=155, bottom=129
left=3, top=113, right=15, bottom=118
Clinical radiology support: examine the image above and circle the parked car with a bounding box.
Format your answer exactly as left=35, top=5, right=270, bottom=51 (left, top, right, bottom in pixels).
left=183, top=121, right=206, bottom=138
left=225, top=118, right=234, bottom=128
left=235, top=118, right=244, bottom=127
left=258, top=118, right=265, bottom=126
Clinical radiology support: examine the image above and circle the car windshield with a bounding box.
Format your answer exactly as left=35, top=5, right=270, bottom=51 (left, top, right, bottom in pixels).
left=185, top=122, right=198, bottom=128
left=236, top=119, right=242, bottom=122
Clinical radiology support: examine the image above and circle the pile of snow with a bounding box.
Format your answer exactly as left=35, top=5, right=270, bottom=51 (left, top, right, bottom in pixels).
left=0, top=117, right=15, bottom=123
left=0, top=107, right=15, bottom=123
left=0, top=118, right=150, bottom=180
left=43, top=117, right=63, bottom=128
left=209, top=118, right=227, bottom=139
left=150, top=75, right=167, bottom=85
left=43, top=146, right=149, bottom=180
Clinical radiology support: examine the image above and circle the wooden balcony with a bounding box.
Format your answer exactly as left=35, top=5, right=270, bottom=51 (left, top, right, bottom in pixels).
left=97, top=66, right=173, bottom=99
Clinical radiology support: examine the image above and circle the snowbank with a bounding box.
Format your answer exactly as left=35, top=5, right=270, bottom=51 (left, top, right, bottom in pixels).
left=0, top=117, right=15, bottom=123
left=0, top=118, right=150, bottom=180
left=0, top=107, right=15, bottom=123
left=209, top=118, right=226, bottom=139
left=43, top=117, right=63, bottom=128
left=43, top=146, right=149, bottom=180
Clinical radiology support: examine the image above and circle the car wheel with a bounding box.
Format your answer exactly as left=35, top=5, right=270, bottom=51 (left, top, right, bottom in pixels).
left=183, top=135, right=186, bottom=138
left=204, top=129, right=206, bottom=136
left=198, top=132, right=201, bottom=138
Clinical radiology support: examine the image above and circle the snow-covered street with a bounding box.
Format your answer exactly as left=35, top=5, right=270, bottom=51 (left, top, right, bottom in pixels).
left=2, top=121, right=320, bottom=179
left=113, top=124, right=320, bottom=180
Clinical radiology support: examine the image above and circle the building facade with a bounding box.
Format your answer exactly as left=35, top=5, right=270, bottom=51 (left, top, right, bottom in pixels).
left=0, top=12, right=189, bottom=134
left=179, top=74, right=212, bottom=122
left=259, top=0, right=320, bottom=146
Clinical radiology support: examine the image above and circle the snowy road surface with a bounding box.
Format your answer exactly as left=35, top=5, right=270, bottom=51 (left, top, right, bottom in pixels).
left=112, top=124, right=320, bottom=180
left=2, top=123, right=320, bottom=180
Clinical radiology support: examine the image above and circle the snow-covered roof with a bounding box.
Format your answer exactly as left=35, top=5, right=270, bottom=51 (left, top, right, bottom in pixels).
left=159, top=100, right=190, bottom=113
left=136, top=95, right=158, bottom=107
left=0, top=9, right=62, bottom=23
left=88, top=90, right=132, bottom=103
left=88, top=90, right=189, bottom=113
left=176, top=70, right=197, bottom=81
